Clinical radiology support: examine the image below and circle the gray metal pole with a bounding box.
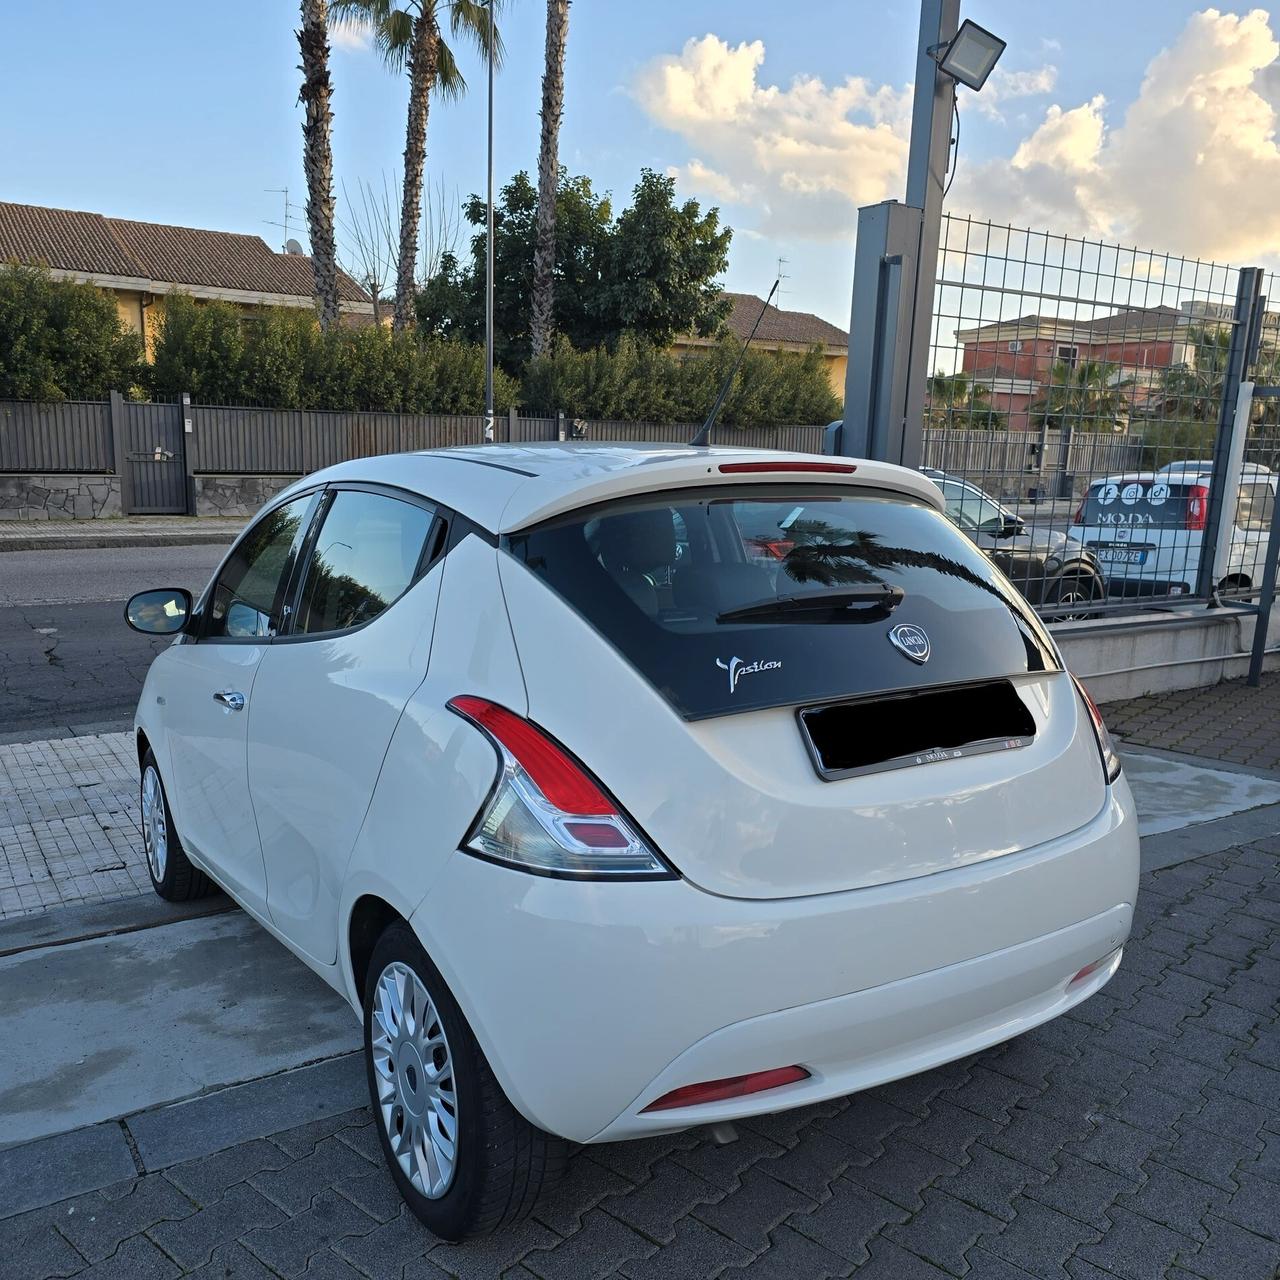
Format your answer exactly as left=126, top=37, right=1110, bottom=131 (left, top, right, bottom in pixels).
left=1196, top=266, right=1261, bottom=598
left=483, top=0, right=495, bottom=443
left=899, top=0, right=960, bottom=471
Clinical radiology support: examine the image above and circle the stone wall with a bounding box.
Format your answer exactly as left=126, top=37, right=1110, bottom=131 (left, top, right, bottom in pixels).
left=193, top=474, right=302, bottom=517
left=0, top=474, right=122, bottom=520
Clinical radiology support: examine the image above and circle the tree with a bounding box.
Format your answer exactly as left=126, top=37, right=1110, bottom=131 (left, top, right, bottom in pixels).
left=0, top=265, right=143, bottom=400
left=925, top=371, right=1006, bottom=430
left=420, top=168, right=728, bottom=370
left=331, top=0, right=501, bottom=332
left=298, top=0, right=341, bottom=330
left=530, top=0, right=570, bottom=357
left=597, top=169, right=731, bottom=347
left=1031, top=359, right=1131, bottom=432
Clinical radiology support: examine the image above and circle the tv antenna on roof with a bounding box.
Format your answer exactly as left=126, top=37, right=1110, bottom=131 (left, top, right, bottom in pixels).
left=263, top=187, right=303, bottom=252
left=689, top=273, right=782, bottom=448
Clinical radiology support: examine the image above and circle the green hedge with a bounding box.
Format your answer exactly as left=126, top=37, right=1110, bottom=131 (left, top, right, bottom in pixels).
left=150, top=296, right=519, bottom=412
left=0, top=268, right=841, bottom=426
left=522, top=334, right=841, bottom=426
left=0, top=264, right=143, bottom=400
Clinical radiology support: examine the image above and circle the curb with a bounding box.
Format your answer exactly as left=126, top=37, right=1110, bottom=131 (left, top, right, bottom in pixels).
left=0, top=532, right=237, bottom=552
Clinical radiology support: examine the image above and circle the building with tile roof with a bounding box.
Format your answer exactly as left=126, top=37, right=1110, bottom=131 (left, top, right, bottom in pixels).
left=671, top=291, right=849, bottom=397
left=0, top=201, right=374, bottom=355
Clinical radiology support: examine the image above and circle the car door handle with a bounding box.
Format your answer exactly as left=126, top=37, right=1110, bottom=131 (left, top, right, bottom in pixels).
left=213, top=690, right=246, bottom=712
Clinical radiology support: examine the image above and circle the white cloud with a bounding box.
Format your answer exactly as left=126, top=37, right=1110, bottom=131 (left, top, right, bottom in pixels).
left=968, top=63, right=1058, bottom=121
left=953, top=8, right=1280, bottom=262
left=633, top=34, right=910, bottom=240
left=329, top=22, right=371, bottom=54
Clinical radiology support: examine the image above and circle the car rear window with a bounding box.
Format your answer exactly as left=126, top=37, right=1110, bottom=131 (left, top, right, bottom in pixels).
left=1079, top=479, right=1197, bottom=529
left=504, top=484, right=1059, bottom=719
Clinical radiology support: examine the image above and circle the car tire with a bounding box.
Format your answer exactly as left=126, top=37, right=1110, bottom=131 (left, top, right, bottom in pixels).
left=140, top=750, right=215, bottom=901
left=1048, top=572, right=1102, bottom=620
left=363, top=921, right=568, bottom=1241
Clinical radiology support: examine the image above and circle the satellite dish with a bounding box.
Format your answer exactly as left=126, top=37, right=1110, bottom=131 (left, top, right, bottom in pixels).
left=285, top=238, right=305, bottom=255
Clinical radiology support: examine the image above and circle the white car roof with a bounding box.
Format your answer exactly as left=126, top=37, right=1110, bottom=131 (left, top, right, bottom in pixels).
left=282, top=441, right=945, bottom=532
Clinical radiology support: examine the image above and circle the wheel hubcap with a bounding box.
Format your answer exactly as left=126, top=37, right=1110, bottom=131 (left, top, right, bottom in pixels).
left=141, top=766, right=167, bottom=882
left=371, top=961, right=458, bottom=1199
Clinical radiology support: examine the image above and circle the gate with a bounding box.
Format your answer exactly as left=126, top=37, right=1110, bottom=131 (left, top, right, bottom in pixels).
left=122, top=402, right=187, bottom=514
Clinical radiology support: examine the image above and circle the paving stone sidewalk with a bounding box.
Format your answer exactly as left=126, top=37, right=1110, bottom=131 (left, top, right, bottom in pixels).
left=3, top=835, right=1278, bottom=1280
left=0, top=732, right=144, bottom=919
left=1102, top=672, right=1280, bottom=774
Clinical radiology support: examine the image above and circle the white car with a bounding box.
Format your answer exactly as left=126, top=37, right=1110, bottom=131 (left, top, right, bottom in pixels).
left=1068, top=461, right=1276, bottom=599
left=126, top=443, right=1139, bottom=1239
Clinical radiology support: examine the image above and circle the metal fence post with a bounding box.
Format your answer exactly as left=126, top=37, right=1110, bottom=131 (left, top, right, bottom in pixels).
left=1197, top=266, right=1263, bottom=598
left=180, top=392, right=196, bottom=515
left=108, top=390, right=133, bottom=515
left=1247, top=480, right=1280, bottom=684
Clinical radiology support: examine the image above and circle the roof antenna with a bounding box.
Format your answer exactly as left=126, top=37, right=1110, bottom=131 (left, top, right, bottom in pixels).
left=689, top=275, right=781, bottom=448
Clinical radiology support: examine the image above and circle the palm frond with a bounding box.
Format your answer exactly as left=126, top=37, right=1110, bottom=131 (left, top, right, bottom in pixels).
left=434, top=40, right=467, bottom=98
left=447, top=0, right=505, bottom=66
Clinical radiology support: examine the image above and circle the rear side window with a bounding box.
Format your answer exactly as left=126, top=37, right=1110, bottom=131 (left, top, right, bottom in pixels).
left=1079, top=479, right=1197, bottom=529
left=505, top=484, right=1058, bottom=719
left=1236, top=482, right=1275, bottom=531
left=294, top=490, right=435, bottom=635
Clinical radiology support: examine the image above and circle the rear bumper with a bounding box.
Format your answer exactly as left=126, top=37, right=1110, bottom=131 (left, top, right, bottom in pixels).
left=410, top=781, right=1139, bottom=1144
left=1104, top=575, right=1192, bottom=598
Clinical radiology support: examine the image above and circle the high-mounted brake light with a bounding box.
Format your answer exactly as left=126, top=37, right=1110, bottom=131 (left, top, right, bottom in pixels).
left=718, top=461, right=857, bottom=474
left=1070, top=675, right=1122, bottom=783
left=642, top=1066, right=810, bottom=1112
left=447, top=696, right=675, bottom=878
left=1185, top=484, right=1209, bottom=532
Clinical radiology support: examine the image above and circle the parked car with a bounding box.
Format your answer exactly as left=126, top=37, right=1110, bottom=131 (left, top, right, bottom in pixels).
left=125, top=444, right=1139, bottom=1239
left=1067, top=461, right=1277, bottom=598
left=921, top=469, right=1106, bottom=618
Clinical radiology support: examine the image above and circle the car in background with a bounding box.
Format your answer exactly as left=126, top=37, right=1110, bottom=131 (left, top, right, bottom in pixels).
left=921, top=469, right=1106, bottom=618
left=125, top=443, right=1138, bottom=1239
left=1068, top=461, right=1276, bottom=598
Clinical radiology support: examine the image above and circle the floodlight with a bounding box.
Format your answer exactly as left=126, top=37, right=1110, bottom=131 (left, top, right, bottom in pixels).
left=937, top=19, right=1006, bottom=91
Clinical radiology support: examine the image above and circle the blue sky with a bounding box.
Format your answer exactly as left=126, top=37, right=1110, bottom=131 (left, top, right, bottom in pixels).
left=4, top=3, right=1277, bottom=327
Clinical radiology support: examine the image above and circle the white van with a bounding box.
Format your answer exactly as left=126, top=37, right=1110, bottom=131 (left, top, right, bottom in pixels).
left=1068, top=461, right=1276, bottom=598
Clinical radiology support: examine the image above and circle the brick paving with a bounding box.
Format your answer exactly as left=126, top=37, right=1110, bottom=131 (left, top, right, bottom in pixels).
left=0, top=731, right=145, bottom=919
left=1102, top=673, right=1280, bottom=774
left=2, top=836, right=1277, bottom=1279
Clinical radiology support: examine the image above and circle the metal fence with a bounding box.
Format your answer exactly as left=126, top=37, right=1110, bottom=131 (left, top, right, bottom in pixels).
left=926, top=214, right=1271, bottom=618
left=0, top=398, right=832, bottom=486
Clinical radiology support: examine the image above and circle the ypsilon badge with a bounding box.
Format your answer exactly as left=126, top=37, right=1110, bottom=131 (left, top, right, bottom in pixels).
left=888, top=623, right=930, bottom=665
left=715, top=655, right=782, bottom=694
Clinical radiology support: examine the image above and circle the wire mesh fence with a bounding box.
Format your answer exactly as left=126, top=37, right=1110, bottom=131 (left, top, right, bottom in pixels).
left=927, top=213, right=1258, bottom=619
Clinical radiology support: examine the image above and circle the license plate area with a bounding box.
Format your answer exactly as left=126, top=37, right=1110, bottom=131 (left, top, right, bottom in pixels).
left=797, top=679, right=1036, bottom=781
left=1092, top=546, right=1150, bottom=565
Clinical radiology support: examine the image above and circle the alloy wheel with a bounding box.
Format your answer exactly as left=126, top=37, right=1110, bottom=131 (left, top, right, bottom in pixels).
left=371, top=960, right=459, bottom=1199
left=141, top=765, right=168, bottom=882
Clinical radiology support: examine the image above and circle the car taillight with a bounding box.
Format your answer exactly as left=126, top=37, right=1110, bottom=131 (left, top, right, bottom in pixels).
left=1073, top=500, right=1086, bottom=524
left=1186, top=484, right=1209, bottom=531
left=641, top=1066, right=810, bottom=1112
left=447, top=696, right=675, bottom=879
left=1070, top=675, right=1122, bottom=783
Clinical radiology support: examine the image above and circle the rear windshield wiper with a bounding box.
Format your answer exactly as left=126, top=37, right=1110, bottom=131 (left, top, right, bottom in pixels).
left=717, top=585, right=905, bottom=623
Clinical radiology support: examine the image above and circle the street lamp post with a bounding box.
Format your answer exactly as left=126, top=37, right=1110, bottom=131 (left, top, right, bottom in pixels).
left=484, top=0, right=496, bottom=443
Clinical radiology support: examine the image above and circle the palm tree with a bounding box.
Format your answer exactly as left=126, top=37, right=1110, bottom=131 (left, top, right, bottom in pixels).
left=529, top=0, right=570, bottom=358
left=925, top=371, right=1006, bottom=430
left=1032, top=359, right=1131, bottom=433
left=298, top=0, right=341, bottom=330
left=331, top=0, right=501, bottom=332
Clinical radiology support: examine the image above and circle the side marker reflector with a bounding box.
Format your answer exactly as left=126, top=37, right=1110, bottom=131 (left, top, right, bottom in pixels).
left=641, top=1066, right=810, bottom=1113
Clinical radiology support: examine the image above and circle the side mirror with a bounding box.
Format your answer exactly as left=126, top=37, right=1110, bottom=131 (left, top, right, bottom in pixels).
left=124, top=588, right=193, bottom=635
left=999, top=513, right=1024, bottom=538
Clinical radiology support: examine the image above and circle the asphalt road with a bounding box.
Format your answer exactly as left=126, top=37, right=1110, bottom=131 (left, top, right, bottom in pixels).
left=0, top=544, right=228, bottom=738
